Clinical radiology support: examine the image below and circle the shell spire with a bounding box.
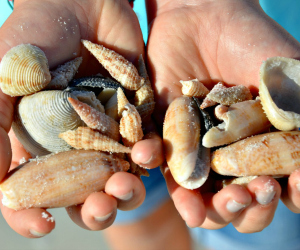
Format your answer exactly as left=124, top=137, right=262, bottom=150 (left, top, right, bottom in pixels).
left=180, top=79, right=209, bottom=98
left=81, top=40, right=144, bottom=90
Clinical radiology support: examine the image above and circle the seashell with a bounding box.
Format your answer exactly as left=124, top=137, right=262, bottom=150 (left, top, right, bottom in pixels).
left=211, top=131, right=300, bottom=176
left=180, top=79, right=209, bottom=98
left=163, top=96, right=210, bottom=190
left=120, top=103, right=144, bottom=147
left=97, top=88, right=117, bottom=105
left=68, top=97, right=120, bottom=141
left=117, top=87, right=130, bottom=118
left=200, top=82, right=226, bottom=109
left=193, top=97, right=216, bottom=131
left=206, top=85, right=252, bottom=106
left=202, top=99, right=271, bottom=148
left=81, top=40, right=145, bottom=90
left=136, top=102, right=156, bottom=120
left=0, top=44, right=51, bottom=96
left=105, top=91, right=119, bottom=121
left=259, top=56, right=300, bottom=131
left=12, top=90, right=84, bottom=156
left=0, top=149, right=130, bottom=210
left=59, top=127, right=131, bottom=153
left=46, top=57, right=82, bottom=90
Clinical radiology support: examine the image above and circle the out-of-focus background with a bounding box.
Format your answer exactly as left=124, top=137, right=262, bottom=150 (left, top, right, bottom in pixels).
left=0, top=0, right=300, bottom=250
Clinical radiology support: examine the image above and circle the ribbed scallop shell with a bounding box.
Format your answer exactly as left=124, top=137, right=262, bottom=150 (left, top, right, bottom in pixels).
left=0, top=149, right=130, bottom=210
left=259, top=57, right=300, bottom=131
left=0, top=44, right=51, bottom=96
left=12, top=90, right=84, bottom=156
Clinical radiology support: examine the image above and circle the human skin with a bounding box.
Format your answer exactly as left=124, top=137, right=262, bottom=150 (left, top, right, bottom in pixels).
left=0, top=0, right=164, bottom=238
left=146, top=0, right=300, bottom=232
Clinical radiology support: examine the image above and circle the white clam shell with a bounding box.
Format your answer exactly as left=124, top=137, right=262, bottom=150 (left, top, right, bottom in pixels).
left=259, top=57, right=300, bottom=131
left=0, top=44, right=51, bottom=96
left=12, top=90, right=84, bottom=156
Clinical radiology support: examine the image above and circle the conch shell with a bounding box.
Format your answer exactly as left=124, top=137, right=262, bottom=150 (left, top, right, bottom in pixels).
left=163, top=96, right=210, bottom=189
left=0, top=44, right=51, bottom=96
left=259, top=56, right=300, bottom=131
left=0, top=149, right=130, bottom=210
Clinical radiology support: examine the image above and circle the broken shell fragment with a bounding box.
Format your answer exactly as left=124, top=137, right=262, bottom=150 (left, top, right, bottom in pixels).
left=0, top=44, right=51, bottom=96
left=211, top=131, right=300, bottom=176
left=259, top=56, right=300, bottom=131
left=163, top=96, right=210, bottom=189
left=180, top=79, right=209, bottom=98
left=202, top=99, right=271, bottom=148
left=200, top=82, right=226, bottom=109
left=0, top=149, right=130, bottom=210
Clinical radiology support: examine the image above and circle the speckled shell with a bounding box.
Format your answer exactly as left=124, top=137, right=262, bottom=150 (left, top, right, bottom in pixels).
left=163, top=96, right=210, bottom=189
left=0, top=44, right=51, bottom=96
left=0, top=149, right=130, bottom=210
left=12, top=90, right=84, bottom=156
left=259, top=57, right=300, bottom=131
left=211, top=131, right=300, bottom=176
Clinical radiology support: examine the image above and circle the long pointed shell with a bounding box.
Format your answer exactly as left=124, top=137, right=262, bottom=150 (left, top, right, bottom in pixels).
left=0, top=44, right=51, bottom=96
left=68, top=97, right=120, bottom=141
left=81, top=40, right=144, bottom=90
left=12, top=90, right=84, bottom=156
left=0, top=149, right=130, bottom=210
left=163, top=96, right=210, bottom=189
left=211, top=131, right=300, bottom=176
left=59, top=127, right=131, bottom=153
left=259, top=57, right=300, bottom=131
left=117, top=87, right=130, bottom=118
left=180, top=79, right=209, bottom=98
left=202, top=99, right=271, bottom=148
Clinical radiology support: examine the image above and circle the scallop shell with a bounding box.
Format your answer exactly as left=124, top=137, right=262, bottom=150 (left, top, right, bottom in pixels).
left=0, top=44, right=51, bottom=96
left=259, top=57, right=300, bottom=131
left=211, top=131, right=300, bottom=176
left=163, top=96, right=210, bottom=190
left=0, top=149, right=130, bottom=210
left=202, top=99, right=271, bottom=148
left=12, top=90, right=84, bottom=156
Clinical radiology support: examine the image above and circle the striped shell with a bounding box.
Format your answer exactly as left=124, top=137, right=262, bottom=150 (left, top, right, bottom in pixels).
left=0, top=44, right=51, bottom=96
left=180, top=79, right=209, bottom=98
left=259, top=56, right=300, bottom=131
left=0, top=149, right=130, bottom=210
left=12, top=90, right=84, bottom=156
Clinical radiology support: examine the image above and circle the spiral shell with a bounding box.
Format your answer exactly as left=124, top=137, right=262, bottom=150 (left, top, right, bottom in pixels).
left=0, top=44, right=51, bottom=96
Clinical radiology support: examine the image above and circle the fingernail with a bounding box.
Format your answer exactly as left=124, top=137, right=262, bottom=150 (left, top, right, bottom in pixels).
left=296, top=183, right=300, bottom=192
left=29, top=229, right=48, bottom=238
left=255, top=189, right=276, bottom=205
left=116, top=190, right=133, bottom=201
left=226, top=200, right=247, bottom=213
left=140, top=155, right=153, bottom=165
left=94, top=211, right=113, bottom=222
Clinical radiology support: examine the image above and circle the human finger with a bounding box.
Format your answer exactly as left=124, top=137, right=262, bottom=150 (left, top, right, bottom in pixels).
left=105, top=172, right=146, bottom=211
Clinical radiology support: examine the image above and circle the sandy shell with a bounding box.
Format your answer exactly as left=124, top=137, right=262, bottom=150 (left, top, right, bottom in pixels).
left=12, top=90, right=84, bottom=156
left=200, top=82, right=226, bottom=109
left=0, top=149, right=130, bottom=210
left=259, top=56, right=300, bottom=131
left=211, top=131, right=300, bottom=176
left=117, top=88, right=130, bottom=118
left=202, top=99, right=271, bottom=148
left=0, top=44, right=51, bottom=96
left=180, top=79, right=209, bottom=98
left=163, top=96, right=210, bottom=189
left=105, top=91, right=119, bottom=121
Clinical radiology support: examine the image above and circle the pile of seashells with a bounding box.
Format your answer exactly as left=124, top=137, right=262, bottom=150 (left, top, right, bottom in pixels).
left=0, top=40, right=155, bottom=210
left=163, top=57, right=300, bottom=190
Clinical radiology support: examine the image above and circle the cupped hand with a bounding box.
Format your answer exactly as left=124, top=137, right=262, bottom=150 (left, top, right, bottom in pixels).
left=0, top=0, right=163, bottom=238
left=146, top=0, right=300, bottom=232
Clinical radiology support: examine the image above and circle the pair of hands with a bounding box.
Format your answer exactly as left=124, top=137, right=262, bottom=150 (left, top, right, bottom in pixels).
left=1, top=0, right=300, bottom=238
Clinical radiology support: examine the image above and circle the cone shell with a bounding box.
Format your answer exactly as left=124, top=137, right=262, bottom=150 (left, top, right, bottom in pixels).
left=0, top=149, right=130, bottom=210
left=12, top=90, right=84, bottom=156
left=180, top=79, right=209, bottom=98
left=59, top=127, right=131, bottom=153
left=211, top=131, right=300, bottom=176
left=202, top=99, right=271, bottom=148
left=163, top=96, right=210, bottom=189
left=259, top=57, right=300, bottom=131
left=0, top=44, right=51, bottom=96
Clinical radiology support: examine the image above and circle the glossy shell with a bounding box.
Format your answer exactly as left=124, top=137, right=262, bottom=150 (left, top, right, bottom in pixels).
left=259, top=57, right=300, bottom=131
left=0, top=44, right=51, bottom=96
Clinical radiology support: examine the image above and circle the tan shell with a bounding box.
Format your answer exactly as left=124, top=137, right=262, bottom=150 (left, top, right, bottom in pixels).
left=0, top=149, right=129, bottom=210
left=12, top=90, right=84, bottom=156
left=211, top=131, right=300, bottom=176
left=163, top=96, right=210, bottom=189
left=259, top=56, right=300, bottom=131
left=0, top=44, right=51, bottom=96
left=59, top=127, right=131, bottom=153
left=201, top=82, right=226, bottom=109
left=105, top=91, right=119, bottom=121
left=180, top=79, right=209, bottom=98
left=202, top=99, right=271, bottom=148
left=117, top=87, right=130, bottom=118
